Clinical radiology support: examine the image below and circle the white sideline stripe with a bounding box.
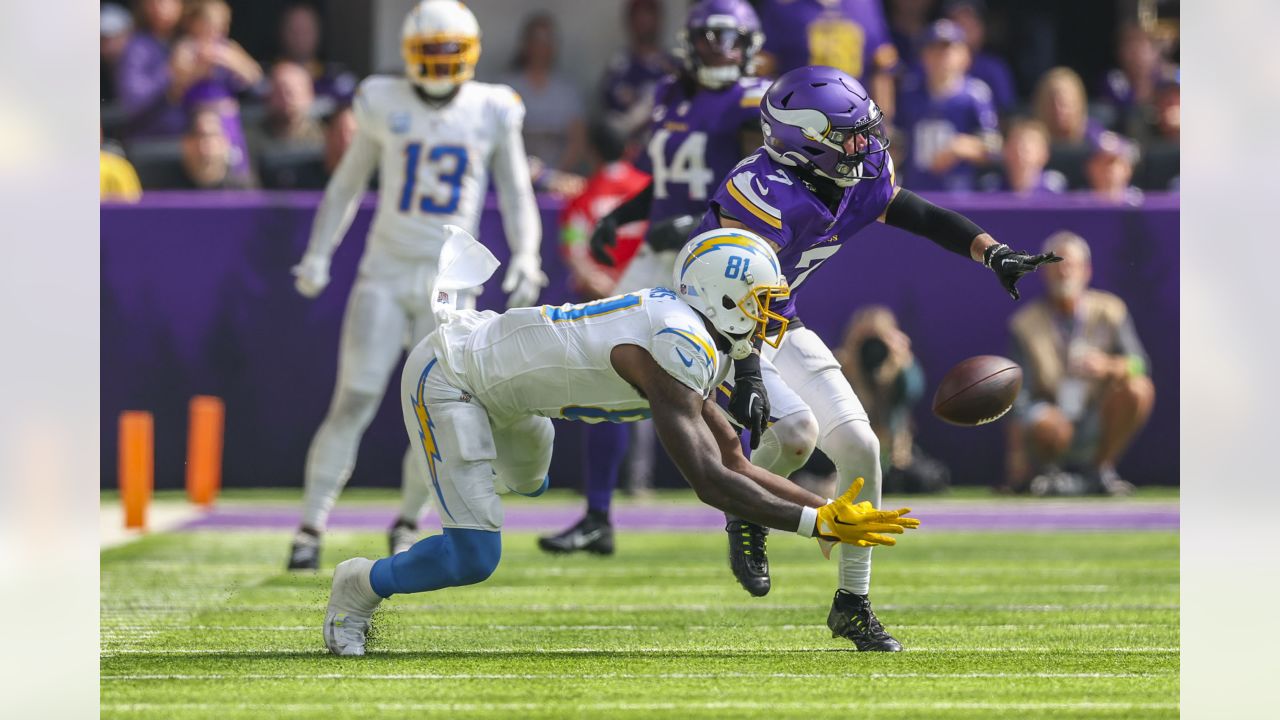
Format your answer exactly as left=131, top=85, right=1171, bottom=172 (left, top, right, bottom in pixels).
left=101, top=602, right=1181, bottom=613
left=100, top=701, right=1180, bottom=711
left=101, top=646, right=1179, bottom=656
left=101, top=622, right=1172, bottom=632
left=100, top=502, right=205, bottom=549
left=101, top=671, right=1165, bottom=681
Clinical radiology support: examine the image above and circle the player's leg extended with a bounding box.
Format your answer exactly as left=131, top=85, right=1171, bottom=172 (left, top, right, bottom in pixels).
left=292, top=276, right=409, bottom=570
left=770, top=327, right=901, bottom=651
left=324, top=343, right=504, bottom=656
left=391, top=286, right=478, bottom=552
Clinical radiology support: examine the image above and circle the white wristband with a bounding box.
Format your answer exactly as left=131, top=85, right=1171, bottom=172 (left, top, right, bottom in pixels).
left=797, top=506, right=819, bottom=538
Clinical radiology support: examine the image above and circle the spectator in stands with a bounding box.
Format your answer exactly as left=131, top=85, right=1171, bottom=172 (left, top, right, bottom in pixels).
left=276, top=2, right=357, bottom=113
left=1099, top=23, right=1174, bottom=138
left=1032, top=67, right=1102, bottom=147
left=981, top=117, right=1065, bottom=195
left=886, top=0, right=935, bottom=66
left=599, top=0, right=676, bottom=145
left=323, top=106, right=357, bottom=177
left=502, top=13, right=587, bottom=176
left=1006, top=231, right=1154, bottom=496
left=116, top=0, right=186, bottom=138
left=836, top=306, right=949, bottom=494
left=895, top=19, right=1000, bottom=191
left=255, top=61, right=324, bottom=147
left=101, top=4, right=134, bottom=104
left=181, top=109, right=256, bottom=189
left=1153, top=78, right=1179, bottom=142
left=170, top=0, right=261, bottom=186
left=755, top=0, right=898, bottom=117
left=1085, top=131, right=1142, bottom=203
left=1032, top=67, right=1105, bottom=189
left=942, top=0, right=1015, bottom=114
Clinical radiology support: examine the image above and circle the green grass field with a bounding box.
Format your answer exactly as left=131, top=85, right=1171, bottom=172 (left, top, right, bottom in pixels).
left=101, top=494, right=1179, bottom=719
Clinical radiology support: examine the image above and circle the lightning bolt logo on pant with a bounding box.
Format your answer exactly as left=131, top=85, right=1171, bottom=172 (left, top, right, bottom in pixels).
left=412, top=359, right=452, bottom=519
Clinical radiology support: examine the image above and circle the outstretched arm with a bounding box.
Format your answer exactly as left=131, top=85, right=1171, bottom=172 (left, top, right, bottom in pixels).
left=610, top=343, right=811, bottom=532
left=878, top=187, right=1061, bottom=299
left=700, top=399, right=825, bottom=508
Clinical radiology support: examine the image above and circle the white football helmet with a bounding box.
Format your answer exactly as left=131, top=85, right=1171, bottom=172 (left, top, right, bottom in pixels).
left=674, top=229, right=791, bottom=360
left=402, top=0, right=481, bottom=96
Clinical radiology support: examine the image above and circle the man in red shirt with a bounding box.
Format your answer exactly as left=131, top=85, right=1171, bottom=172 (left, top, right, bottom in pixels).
left=558, top=122, right=650, bottom=299
left=540, top=123, right=649, bottom=555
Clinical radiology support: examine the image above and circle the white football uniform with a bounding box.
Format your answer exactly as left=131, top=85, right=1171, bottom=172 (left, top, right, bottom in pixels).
left=400, top=288, right=731, bottom=531
left=298, top=76, right=540, bottom=532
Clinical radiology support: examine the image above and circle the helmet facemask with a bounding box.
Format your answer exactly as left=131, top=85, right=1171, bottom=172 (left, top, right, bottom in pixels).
left=714, top=282, right=790, bottom=359
left=403, top=34, right=480, bottom=95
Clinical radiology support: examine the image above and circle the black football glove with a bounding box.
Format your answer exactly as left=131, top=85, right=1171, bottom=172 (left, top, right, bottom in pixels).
left=727, top=352, right=770, bottom=450
left=983, top=243, right=1062, bottom=300
left=646, top=214, right=698, bottom=253
left=588, top=214, right=620, bottom=266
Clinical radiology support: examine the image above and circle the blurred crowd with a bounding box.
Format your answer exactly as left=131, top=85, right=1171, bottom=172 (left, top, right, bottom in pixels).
left=101, top=0, right=1179, bottom=202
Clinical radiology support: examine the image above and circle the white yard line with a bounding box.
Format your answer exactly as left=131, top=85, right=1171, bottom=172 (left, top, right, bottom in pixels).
left=101, top=701, right=1180, bottom=711
left=101, top=646, right=1179, bottom=656
left=101, top=671, right=1167, bottom=681
left=100, top=622, right=1174, bottom=632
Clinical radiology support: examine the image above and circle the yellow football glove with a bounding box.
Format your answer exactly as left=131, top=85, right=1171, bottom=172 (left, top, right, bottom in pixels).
left=813, top=478, right=920, bottom=556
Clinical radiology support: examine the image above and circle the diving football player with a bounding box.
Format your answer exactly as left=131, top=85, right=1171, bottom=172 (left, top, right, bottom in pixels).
left=288, top=0, right=545, bottom=570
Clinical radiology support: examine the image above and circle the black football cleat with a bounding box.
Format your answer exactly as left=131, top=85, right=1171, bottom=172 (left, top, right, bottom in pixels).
left=538, top=513, right=615, bottom=555
left=827, top=589, right=903, bottom=651
left=388, top=519, right=419, bottom=555
left=726, top=520, right=770, bottom=597
left=286, top=528, right=321, bottom=571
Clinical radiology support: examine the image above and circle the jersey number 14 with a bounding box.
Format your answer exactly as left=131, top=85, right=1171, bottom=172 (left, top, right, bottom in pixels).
left=648, top=130, right=714, bottom=201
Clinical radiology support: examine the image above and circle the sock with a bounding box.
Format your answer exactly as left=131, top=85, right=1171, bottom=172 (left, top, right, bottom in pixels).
left=369, top=527, right=502, bottom=597
left=584, top=422, right=629, bottom=516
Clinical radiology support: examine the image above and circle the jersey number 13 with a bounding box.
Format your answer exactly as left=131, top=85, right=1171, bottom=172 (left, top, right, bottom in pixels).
left=399, top=142, right=468, bottom=215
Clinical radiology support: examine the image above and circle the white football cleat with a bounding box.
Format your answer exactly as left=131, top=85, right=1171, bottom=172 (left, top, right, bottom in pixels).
left=323, top=557, right=383, bottom=656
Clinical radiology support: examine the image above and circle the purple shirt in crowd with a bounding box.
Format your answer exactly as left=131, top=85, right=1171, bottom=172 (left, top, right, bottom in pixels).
left=694, top=150, right=897, bottom=327
left=895, top=74, right=999, bottom=191
left=968, top=52, right=1016, bottom=113
left=182, top=47, right=253, bottom=182
left=636, top=76, right=769, bottom=224
left=115, top=32, right=187, bottom=138
left=758, top=0, right=895, bottom=83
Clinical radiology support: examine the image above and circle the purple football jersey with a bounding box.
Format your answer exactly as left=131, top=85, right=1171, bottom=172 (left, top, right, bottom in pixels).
left=969, top=52, right=1016, bottom=113
left=694, top=150, right=898, bottom=326
left=758, top=0, right=894, bottom=83
left=895, top=75, right=1000, bottom=191
left=636, top=76, right=769, bottom=223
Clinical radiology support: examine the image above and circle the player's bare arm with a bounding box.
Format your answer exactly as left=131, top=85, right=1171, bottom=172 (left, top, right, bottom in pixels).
left=698, top=397, right=826, bottom=508
left=609, top=343, right=809, bottom=532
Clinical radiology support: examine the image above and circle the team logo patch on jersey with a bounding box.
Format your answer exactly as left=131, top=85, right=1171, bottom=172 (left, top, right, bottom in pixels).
left=388, top=111, right=411, bottom=134
left=437, top=291, right=450, bottom=304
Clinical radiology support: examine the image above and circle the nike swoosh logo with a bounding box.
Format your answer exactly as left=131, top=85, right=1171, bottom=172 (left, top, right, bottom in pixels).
left=675, top=348, right=694, bottom=367
left=753, top=178, right=769, bottom=196
left=576, top=528, right=605, bottom=546
left=749, top=392, right=761, bottom=410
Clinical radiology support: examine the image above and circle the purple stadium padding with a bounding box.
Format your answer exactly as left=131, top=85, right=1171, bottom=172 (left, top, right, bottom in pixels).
left=101, top=191, right=1178, bottom=491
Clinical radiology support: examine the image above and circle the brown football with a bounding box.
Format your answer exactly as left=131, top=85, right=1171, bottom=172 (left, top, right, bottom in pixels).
left=932, top=355, right=1023, bottom=426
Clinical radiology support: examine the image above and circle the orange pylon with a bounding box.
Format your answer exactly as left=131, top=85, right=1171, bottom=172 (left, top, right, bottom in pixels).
left=186, top=395, right=224, bottom=507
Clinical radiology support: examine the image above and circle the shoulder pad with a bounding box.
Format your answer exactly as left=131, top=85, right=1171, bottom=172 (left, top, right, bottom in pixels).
left=650, top=316, right=720, bottom=395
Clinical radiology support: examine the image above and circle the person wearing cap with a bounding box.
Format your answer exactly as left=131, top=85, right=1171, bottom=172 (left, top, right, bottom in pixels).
left=1006, top=231, right=1154, bottom=496
left=1086, top=131, right=1142, bottom=203
left=895, top=18, right=1001, bottom=191
left=942, top=0, right=1015, bottom=114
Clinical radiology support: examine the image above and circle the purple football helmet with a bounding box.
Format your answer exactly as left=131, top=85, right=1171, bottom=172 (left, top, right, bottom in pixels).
left=760, top=66, right=891, bottom=185
left=679, top=0, right=763, bottom=89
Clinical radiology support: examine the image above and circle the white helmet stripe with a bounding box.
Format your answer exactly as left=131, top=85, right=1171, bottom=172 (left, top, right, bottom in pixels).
left=764, top=97, right=830, bottom=142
